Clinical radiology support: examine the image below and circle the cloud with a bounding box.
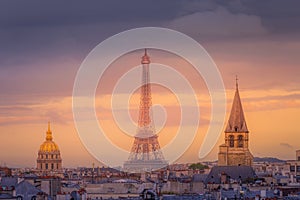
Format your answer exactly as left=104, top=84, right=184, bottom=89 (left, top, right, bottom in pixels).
left=234, top=89, right=300, bottom=112
left=166, top=6, right=267, bottom=37
left=280, top=142, right=294, bottom=149
left=0, top=96, right=73, bottom=126
left=0, top=1, right=182, bottom=28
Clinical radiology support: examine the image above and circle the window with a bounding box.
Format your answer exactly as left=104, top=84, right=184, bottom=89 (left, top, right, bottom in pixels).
left=229, top=135, right=234, bottom=147
left=51, top=163, right=54, bottom=170
left=290, top=165, right=295, bottom=172
left=234, top=126, right=238, bottom=132
left=45, top=163, right=48, bottom=170
left=238, top=135, right=244, bottom=148
left=297, top=165, right=300, bottom=172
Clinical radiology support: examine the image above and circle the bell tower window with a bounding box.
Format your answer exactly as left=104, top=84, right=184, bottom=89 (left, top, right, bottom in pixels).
left=238, top=135, right=243, bottom=148
left=229, top=135, right=234, bottom=147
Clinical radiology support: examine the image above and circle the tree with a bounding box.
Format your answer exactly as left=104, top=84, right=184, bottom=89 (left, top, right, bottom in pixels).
left=188, top=163, right=209, bottom=170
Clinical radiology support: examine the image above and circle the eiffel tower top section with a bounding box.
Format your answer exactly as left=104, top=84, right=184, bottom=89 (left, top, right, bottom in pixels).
left=137, top=49, right=153, bottom=129
left=141, top=48, right=150, bottom=65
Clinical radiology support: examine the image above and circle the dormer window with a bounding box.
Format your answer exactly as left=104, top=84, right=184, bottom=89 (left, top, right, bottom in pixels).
left=234, top=126, right=238, bottom=132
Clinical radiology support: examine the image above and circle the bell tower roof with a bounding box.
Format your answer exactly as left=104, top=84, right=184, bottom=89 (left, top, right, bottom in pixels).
left=225, top=76, right=249, bottom=133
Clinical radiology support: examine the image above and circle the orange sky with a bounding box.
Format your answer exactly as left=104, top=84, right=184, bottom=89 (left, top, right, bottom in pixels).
left=1, top=48, right=299, bottom=168
left=1, top=2, right=300, bottom=168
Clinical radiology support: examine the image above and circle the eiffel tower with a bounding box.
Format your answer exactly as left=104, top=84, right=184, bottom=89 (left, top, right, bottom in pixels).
left=123, top=49, right=168, bottom=172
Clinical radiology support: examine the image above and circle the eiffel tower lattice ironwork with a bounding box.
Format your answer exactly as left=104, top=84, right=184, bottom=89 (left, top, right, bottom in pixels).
left=123, top=49, right=168, bottom=172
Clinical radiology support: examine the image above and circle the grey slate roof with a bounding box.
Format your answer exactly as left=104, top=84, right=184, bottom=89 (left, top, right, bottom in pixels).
left=0, top=193, right=15, bottom=199
left=192, top=174, right=207, bottom=182
left=221, top=189, right=276, bottom=199
left=205, top=166, right=256, bottom=184
left=0, top=177, right=18, bottom=187
left=16, top=180, right=42, bottom=195
left=1, top=178, right=43, bottom=200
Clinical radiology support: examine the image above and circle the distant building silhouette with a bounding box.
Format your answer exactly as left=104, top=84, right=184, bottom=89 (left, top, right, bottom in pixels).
left=218, top=78, right=253, bottom=166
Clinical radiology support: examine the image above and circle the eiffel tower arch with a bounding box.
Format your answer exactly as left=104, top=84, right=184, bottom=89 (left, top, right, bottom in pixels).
left=123, top=49, right=168, bottom=172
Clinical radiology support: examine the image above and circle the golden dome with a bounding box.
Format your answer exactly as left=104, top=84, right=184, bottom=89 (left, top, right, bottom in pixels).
left=39, top=140, right=60, bottom=152
left=38, top=122, right=60, bottom=153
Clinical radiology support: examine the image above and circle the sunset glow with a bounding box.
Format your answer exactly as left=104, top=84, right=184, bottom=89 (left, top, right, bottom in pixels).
left=0, top=1, right=299, bottom=168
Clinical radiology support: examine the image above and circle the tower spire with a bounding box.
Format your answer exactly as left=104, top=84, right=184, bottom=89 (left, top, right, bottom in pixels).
left=48, top=121, right=51, bottom=132
left=46, top=121, right=53, bottom=141
left=235, top=75, right=238, bottom=90
left=225, top=77, right=248, bottom=133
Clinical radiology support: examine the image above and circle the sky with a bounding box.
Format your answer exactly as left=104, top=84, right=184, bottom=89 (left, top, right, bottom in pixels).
left=0, top=0, right=300, bottom=168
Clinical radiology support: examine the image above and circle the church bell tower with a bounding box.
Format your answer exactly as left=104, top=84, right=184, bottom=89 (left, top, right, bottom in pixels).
left=218, top=77, right=253, bottom=166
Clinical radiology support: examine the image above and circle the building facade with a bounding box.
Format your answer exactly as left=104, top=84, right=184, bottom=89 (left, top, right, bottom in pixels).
left=37, top=122, right=62, bottom=172
left=288, top=150, right=300, bottom=182
left=218, top=79, right=253, bottom=166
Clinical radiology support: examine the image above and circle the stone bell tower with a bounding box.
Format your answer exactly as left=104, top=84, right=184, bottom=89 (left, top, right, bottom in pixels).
left=218, top=77, right=253, bottom=166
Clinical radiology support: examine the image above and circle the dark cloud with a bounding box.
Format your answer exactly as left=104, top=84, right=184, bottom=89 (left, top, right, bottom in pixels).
left=178, top=0, right=300, bottom=34
left=1, top=1, right=300, bottom=33
left=166, top=6, right=268, bottom=37
left=0, top=0, right=300, bottom=96
left=0, top=1, right=181, bottom=69
left=240, top=0, right=300, bottom=33
left=0, top=1, right=181, bottom=28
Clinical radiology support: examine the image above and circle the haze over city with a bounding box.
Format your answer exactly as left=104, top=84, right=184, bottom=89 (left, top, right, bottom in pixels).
left=0, top=1, right=300, bottom=168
